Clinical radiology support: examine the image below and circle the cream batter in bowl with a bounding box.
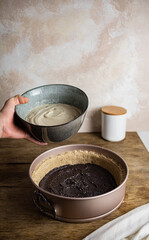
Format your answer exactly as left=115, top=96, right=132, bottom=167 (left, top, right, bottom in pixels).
left=25, top=103, right=82, bottom=126
left=15, top=84, right=88, bottom=142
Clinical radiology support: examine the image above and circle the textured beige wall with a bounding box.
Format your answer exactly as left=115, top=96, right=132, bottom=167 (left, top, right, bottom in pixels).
left=0, top=0, right=149, bottom=131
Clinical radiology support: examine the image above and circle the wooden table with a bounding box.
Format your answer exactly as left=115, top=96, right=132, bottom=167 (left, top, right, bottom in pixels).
left=0, top=132, right=148, bottom=240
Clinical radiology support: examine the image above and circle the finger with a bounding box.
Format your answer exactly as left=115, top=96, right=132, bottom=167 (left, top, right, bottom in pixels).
left=14, top=95, right=29, bottom=105
left=25, top=133, right=48, bottom=145
left=1, top=95, right=29, bottom=112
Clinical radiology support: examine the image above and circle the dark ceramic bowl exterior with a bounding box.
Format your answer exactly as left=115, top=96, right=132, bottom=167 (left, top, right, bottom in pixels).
left=15, top=84, right=88, bottom=142
left=29, top=144, right=129, bottom=222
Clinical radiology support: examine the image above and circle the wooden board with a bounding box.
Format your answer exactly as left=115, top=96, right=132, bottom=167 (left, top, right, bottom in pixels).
left=0, top=132, right=148, bottom=240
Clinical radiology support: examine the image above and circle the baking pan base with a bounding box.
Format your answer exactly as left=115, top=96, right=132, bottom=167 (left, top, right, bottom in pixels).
left=49, top=197, right=124, bottom=223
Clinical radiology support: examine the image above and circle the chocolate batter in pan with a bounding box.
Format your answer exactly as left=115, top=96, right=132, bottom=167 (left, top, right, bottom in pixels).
left=39, top=163, right=117, bottom=198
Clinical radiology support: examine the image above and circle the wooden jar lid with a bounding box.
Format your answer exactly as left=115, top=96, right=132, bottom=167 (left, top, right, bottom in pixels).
left=101, top=106, right=127, bottom=115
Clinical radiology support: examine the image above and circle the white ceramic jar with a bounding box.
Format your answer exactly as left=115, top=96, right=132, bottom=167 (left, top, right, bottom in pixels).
left=101, top=106, right=127, bottom=142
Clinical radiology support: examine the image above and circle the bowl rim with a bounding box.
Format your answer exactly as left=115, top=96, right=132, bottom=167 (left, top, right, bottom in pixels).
left=29, top=144, right=129, bottom=200
left=15, top=84, right=89, bottom=128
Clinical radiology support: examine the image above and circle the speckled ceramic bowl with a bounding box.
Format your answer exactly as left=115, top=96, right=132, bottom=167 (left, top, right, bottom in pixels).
left=15, top=84, right=88, bottom=142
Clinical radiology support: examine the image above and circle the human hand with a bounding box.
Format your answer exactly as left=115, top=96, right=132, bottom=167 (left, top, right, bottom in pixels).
left=0, top=95, right=48, bottom=145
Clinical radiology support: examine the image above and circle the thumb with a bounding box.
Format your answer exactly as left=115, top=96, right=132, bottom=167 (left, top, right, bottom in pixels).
left=14, top=95, right=29, bottom=105
left=1, top=95, right=29, bottom=113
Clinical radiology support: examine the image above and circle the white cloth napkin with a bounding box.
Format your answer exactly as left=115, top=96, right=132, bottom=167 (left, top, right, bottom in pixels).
left=83, top=203, right=149, bottom=240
